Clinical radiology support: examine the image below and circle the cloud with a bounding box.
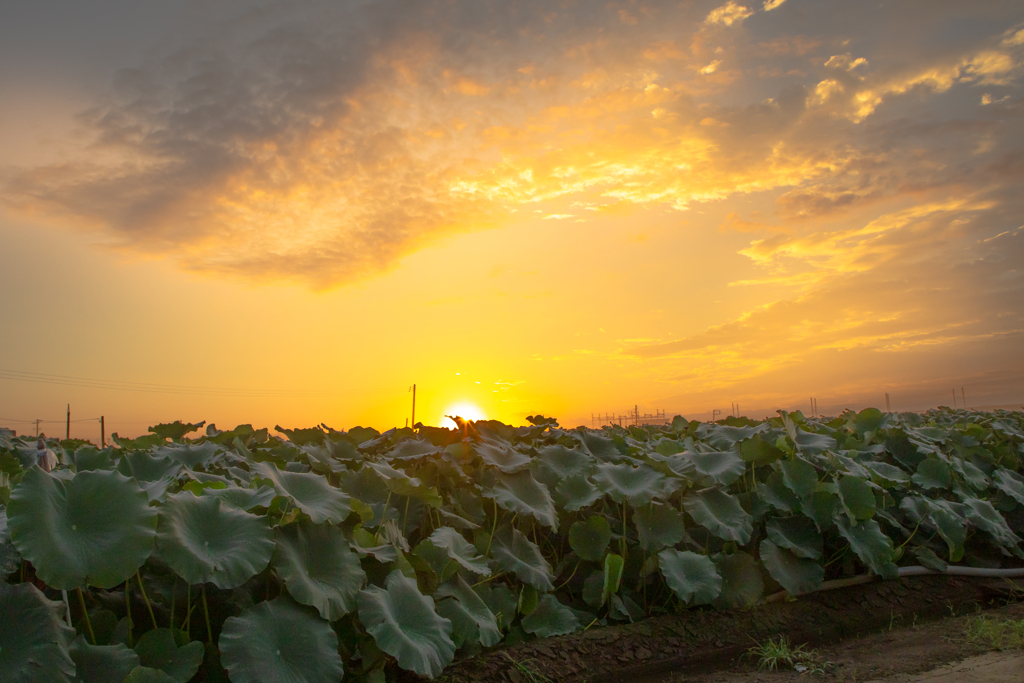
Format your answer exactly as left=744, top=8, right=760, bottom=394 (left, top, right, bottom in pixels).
left=1, top=0, right=1022, bottom=295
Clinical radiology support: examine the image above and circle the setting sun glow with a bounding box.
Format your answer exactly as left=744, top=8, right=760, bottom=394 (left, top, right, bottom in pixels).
left=441, top=402, right=487, bottom=427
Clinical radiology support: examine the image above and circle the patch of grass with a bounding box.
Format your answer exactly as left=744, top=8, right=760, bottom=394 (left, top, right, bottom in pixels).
left=964, top=615, right=1024, bottom=651
left=748, top=636, right=829, bottom=674
left=501, top=652, right=553, bottom=683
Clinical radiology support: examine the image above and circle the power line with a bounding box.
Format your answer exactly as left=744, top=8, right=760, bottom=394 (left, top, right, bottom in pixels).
left=0, top=368, right=332, bottom=398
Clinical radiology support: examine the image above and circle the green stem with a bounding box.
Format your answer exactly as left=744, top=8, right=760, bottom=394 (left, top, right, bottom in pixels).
left=374, top=490, right=393, bottom=544
left=402, top=496, right=411, bottom=535
left=202, top=584, right=213, bottom=646
left=484, top=499, right=498, bottom=557
left=898, top=519, right=924, bottom=550
left=185, top=584, right=191, bottom=638
left=136, top=571, right=158, bottom=631
left=125, top=577, right=133, bottom=648
left=471, top=572, right=506, bottom=588
left=76, top=588, right=96, bottom=645
left=621, top=498, right=627, bottom=556
left=555, top=562, right=580, bottom=591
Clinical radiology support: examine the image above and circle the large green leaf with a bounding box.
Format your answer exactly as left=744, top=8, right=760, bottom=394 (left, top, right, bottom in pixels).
left=0, top=505, right=21, bottom=578
left=483, top=471, right=557, bottom=529
left=568, top=516, right=613, bottom=561
left=133, top=629, right=204, bottom=683
left=155, top=492, right=274, bottom=589
left=122, top=666, right=176, bottom=683
left=69, top=636, right=139, bottom=683
left=862, top=461, right=910, bottom=488
left=685, top=450, right=747, bottom=488
left=712, top=551, right=764, bottom=609
left=657, top=549, right=722, bottom=605
left=220, top=595, right=345, bottom=683
left=201, top=485, right=277, bottom=511
left=836, top=517, right=897, bottom=578
left=367, top=462, right=443, bottom=507
left=489, top=525, right=554, bottom=591
left=153, top=442, right=220, bottom=469
left=474, top=439, right=531, bottom=473
left=535, top=445, right=592, bottom=482
left=683, top=488, right=752, bottom=544
left=554, top=474, right=603, bottom=512
left=912, top=458, right=951, bottom=490
left=423, top=526, right=491, bottom=576
left=757, top=471, right=801, bottom=512
left=579, top=432, right=623, bottom=462
left=272, top=521, right=366, bottom=621
left=764, top=516, right=823, bottom=560
left=759, top=539, right=823, bottom=595
left=594, top=462, right=667, bottom=506
left=0, top=583, right=76, bottom=683
left=521, top=594, right=580, bottom=638
left=8, top=468, right=157, bottom=589
left=434, top=575, right=502, bottom=647
left=254, top=462, right=354, bottom=524
left=992, top=468, right=1024, bottom=506
left=601, top=553, right=625, bottom=605
left=779, top=458, right=818, bottom=498
left=900, top=497, right=966, bottom=561
left=634, top=503, right=687, bottom=552
left=357, top=570, right=455, bottom=679
left=473, top=583, right=518, bottom=633
left=961, top=497, right=1023, bottom=557
left=837, top=476, right=876, bottom=521
left=117, top=452, right=183, bottom=483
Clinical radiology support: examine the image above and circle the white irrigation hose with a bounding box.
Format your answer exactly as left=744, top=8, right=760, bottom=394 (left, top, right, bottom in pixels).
left=765, top=565, right=1024, bottom=603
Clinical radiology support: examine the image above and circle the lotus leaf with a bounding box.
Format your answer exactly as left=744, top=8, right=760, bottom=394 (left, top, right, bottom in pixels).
left=757, top=471, right=800, bottom=512
left=993, top=468, right=1024, bottom=506
left=685, top=450, right=747, bottom=488
left=385, top=439, right=441, bottom=461
left=901, top=497, right=966, bottom=561
left=483, top=471, right=557, bottom=529
left=156, top=492, right=274, bottom=589
left=434, top=575, right=502, bottom=647
left=72, top=447, right=115, bottom=472
left=601, top=553, right=624, bottom=605
left=474, top=439, right=531, bottom=472
left=489, top=525, right=554, bottom=591
left=202, top=485, right=277, bottom=511
left=837, top=476, right=876, bottom=521
left=272, top=522, right=366, bottom=620
left=961, top=497, right=1023, bottom=556
left=683, top=488, right=752, bottom=544
left=912, top=545, right=948, bottom=572
left=568, top=515, right=613, bottom=561
left=791, top=427, right=837, bottom=455
left=220, top=595, right=344, bottom=683
left=579, top=432, right=623, bottom=462
left=0, top=583, right=76, bottom=683
left=912, top=458, right=951, bottom=490
left=657, top=549, right=721, bottom=605
left=779, top=458, right=818, bottom=498
left=254, top=462, right=354, bottom=524
left=836, top=517, right=897, bottom=578
left=0, top=505, right=21, bottom=578
left=759, top=539, right=823, bottom=595
left=705, top=424, right=765, bottom=450
left=423, top=526, right=490, bottom=576
left=68, top=636, right=140, bottom=683
left=133, top=629, right=204, bottom=683
left=522, top=594, right=580, bottom=638
left=862, top=461, right=910, bottom=488
left=765, top=516, right=822, bottom=560
left=537, top=444, right=594, bottom=480
left=594, top=462, right=667, bottom=506
left=712, top=551, right=764, bottom=609
left=554, top=474, right=603, bottom=511
left=153, top=443, right=220, bottom=469
left=953, top=458, right=990, bottom=491
left=474, top=583, right=517, bottom=632
left=8, top=468, right=157, bottom=589
left=847, top=408, right=889, bottom=438
left=357, top=571, right=455, bottom=679
left=122, top=666, right=176, bottom=682
left=634, top=503, right=686, bottom=552
left=301, top=444, right=347, bottom=474
left=800, top=489, right=838, bottom=532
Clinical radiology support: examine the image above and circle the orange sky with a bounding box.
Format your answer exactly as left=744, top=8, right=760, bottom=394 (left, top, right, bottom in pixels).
left=1, top=1, right=1023, bottom=439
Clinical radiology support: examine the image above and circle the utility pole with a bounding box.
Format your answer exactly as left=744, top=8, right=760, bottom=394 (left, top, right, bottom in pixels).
left=100, top=416, right=105, bottom=448
left=36, top=419, right=41, bottom=437
left=885, top=393, right=890, bottom=412
left=66, top=404, right=70, bottom=441
left=635, top=404, right=638, bottom=427
left=410, top=384, right=416, bottom=428
left=961, top=387, right=966, bottom=409
left=952, top=388, right=957, bottom=409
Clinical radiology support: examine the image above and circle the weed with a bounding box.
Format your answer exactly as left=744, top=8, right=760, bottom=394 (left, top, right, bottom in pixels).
left=963, top=615, right=1024, bottom=651
left=747, top=636, right=829, bottom=674
left=501, top=652, right=553, bottom=683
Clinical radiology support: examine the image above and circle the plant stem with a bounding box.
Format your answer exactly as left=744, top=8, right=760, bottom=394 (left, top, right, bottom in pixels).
left=185, top=584, right=191, bottom=638
left=125, top=577, right=133, bottom=647
left=374, top=490, right=393, bottom=544
left=621, top=498, right=628, bottom=556
left=484, top=499, right=498, bottom=557
left=471, top=572, right=506, bottom=588
left=76, top=587, right=96, bottom=645
left=136, top=571, right=158, bottom=630
left=402, top=496, right=411, bottom=535
left=201, top=584, right=213, bottom=646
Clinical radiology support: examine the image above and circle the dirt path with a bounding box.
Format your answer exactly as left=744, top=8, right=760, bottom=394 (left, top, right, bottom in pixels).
left=643, top=602, right=1024, bottom=683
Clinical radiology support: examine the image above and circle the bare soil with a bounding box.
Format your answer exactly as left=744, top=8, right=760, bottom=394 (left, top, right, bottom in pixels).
left=434, top=575, right=1024, bottom=683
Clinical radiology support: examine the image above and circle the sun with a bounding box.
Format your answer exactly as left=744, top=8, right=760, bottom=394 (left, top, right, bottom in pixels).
left=440, top=401, right=486, bottom=426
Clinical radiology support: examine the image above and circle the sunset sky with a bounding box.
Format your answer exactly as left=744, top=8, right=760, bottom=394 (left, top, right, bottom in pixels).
left=2, top=0, right=1023, bottom=439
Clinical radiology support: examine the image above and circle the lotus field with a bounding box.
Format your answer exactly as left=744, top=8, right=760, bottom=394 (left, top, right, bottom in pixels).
left=1, top=408, right=1024, bottom=682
